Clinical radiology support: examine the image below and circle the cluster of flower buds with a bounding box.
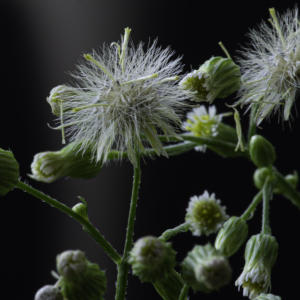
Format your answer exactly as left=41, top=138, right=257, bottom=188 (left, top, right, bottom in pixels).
left=181, top=243, right=232, bottom=293
left=179, top=56, right=241, bottom=103
left=0, top=148, right=19, bottom=196
left=128, top=236, right=176, bottom=282
left=29, top=142, right=102, bottom=183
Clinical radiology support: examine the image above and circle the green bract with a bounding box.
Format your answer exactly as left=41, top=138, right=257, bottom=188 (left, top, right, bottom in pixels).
left=0, top=148, right=19, bottom=196
left=128, top=236, right=176, bottom=282
left=215, top=216, right=248, bottom=257
left=29, top=142, right=102, bottom=183
left=57, top=250, right=106, bottom=300
left=181, top=244, right=232, bottom=293
left=179, top=56, right=241, bottom=103
left=250, top=135, right=276, bottom=168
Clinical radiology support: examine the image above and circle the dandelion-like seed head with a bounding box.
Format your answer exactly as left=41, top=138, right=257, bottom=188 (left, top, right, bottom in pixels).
left=238, top=7, right=300, bottom=124
left=47, top=28, right=187, bottom=166
left=185, top=191, right=229, bottom=236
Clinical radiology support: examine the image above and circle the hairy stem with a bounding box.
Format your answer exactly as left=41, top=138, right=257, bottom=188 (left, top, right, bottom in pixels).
left=16, top=180, right=121, bottom=264
left=240, top=190, right=263, bottom=221
left=262, top=176, right=273, bottom=234
left=158, top=223, right=189, bottom=241
left=247, top=104, right=258, bottom=143
left=179, top=284, right=189, bottom=300
left=115, top=150, right=141, bottom=300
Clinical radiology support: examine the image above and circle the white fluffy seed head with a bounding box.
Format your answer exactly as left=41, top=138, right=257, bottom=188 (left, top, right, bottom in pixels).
left=49, top=28, right=188, bottom=166
left=237, top=7, right=300, bottom=124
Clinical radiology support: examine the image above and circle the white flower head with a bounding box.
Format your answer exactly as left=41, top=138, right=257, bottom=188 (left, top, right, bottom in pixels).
left=185, top=191, right=229, bottom=236
left=235, top=234, right=278, bottom=299
left=183, top=105, right=222, bottom=152
left=48, top=28, right=187, bottom=166
left=237, top=7, right=300, bottom=124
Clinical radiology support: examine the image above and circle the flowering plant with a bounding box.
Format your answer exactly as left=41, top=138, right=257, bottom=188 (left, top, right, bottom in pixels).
left=2, top=5, right=300, bottom=300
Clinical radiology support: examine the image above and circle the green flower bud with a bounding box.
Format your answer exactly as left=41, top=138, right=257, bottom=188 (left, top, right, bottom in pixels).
left=34, top=285, right=63, bottom=300
left=179, top=57, right=241, bottom=103
left=128, top=236, right=176, bottom=282
left=29, top=143, right=102, bottom=183
left=72, top=197, right=88, bottom=220
left=47, top=85, right=76, bottom=116
left=249, top=135, right=276, bottom=168
left=253, top=294, right=281, bottom=300
left=181, top=244, right=232, bottom=293
left=285, top=171, right=298, bottom=188
left=57, top=250, right=106, bottom=300
left=253, top=168, right=273, bottom=190
left=185, top=191, right=229, bottom=236
left=0, top=148, right=20, bottom=196
left=215, top=216, right=248, bottom=257
left=235, top=234, right=278, bottom=299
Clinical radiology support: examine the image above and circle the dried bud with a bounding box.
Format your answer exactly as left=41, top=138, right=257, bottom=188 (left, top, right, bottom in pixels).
left=181, top=244, right=232, bottom=293
left=249, top=135, right=276, bottom=168
left=215, top=216, right=248, bottom=257
left=0, top=148, right=19, bottom=196
left=128, top=236, right=176, bottom=282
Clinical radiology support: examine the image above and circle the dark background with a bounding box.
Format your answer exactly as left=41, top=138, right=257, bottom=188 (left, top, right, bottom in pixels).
left=1, top=1, right=299, bottom=299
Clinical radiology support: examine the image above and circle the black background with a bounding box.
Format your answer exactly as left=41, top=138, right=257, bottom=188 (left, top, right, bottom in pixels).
left=1, top=1, right=299, bottom=299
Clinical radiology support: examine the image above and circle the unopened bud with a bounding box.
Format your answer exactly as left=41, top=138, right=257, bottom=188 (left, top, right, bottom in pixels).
left=128, top=236, right=176, bottom=282
left=249, top=135, right=276, bottom=168
left=253, top=168, right=273, bottom=190
left=215, top=216, right=248, bottom=257
left=0, top=148, right=19, bottom=196
left=253, top=294, right=281, bottom=300
left=34, top=285, right=63, bottom=300
left=181, top=244, right=232, bottom=293
left=29, top=143, right=102, bottom=183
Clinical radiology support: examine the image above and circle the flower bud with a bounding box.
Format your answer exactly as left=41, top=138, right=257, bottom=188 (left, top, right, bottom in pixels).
left=34, top=285, right=63, bottom=300
left=0, top=148, right=20, bottom=196
left=215, top=216, right=248, bottom=257
left=249, top=135, right=276, bottom=168
left=128, top=236, right=176, bottom=282
left=253, top=168, right=273, bottom=190
left=181, top=244, right=232, bottom=293
left=252, top=293, right=281, bottom=300
left=57, top=250, right=106, bottom=300
left=47, top=85, right=76, bottom=116
left=235, top=234, right=278, bottom=299
left=179, top=57, right=241, bottom=103
left=29, top=143, right=102, bottom=183
left=185, top=191, right=229, bottom=236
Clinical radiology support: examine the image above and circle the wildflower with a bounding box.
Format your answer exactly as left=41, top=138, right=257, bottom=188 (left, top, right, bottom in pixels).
left=57, top=250, right=107, bottom=300
left=215, top=216, right=248, bottom=257
left=237, top=7, right=300, bottom=124
left=185, top=191, right=229, bottom=236
left=48, top=28, right=187, bottom=167
left=0, top=148, right=19, bottom=196
left=179, top=56, right=240, bottom=103
left=235, top=233, right=278, bottom=299
left=183, top=105, right=222, bottom=152
left=128, top=236, right=176, bottom=282
left=181, top=243, right=232, bottom=293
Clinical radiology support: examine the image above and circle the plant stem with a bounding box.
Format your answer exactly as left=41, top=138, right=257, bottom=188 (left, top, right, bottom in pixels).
left=247, top=104, right=258, bottom=143
left=158, top=223, right=189, bottom=241
left=240, top=190, right=263, bottom=221
left=15, top=180, right=121, bottom=264
left=115, top=150, right=141, bottom=300
left=179, top=284, right=189, bottom=300
left=262, top=176, right=273, bottom=234
left=274, top=170, right=300, bottom=208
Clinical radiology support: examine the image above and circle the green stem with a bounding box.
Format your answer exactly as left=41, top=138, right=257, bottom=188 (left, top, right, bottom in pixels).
left=15, top=180, right=121, bottom=264
left=240, top=190, right=263, bottom=221
left=115, top=150, right=141, bottom=300
left=158, top=223, right=189, bottom=241
left=262, top=176, right=273, bottom=234
left=179, top=284, right=189, bottom=300
left=274, top=170, right=300, bottom=208
left=247, top=104, right=258, bottom=143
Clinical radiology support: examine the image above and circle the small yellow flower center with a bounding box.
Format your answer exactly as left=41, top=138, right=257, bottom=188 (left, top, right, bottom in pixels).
left=185, top=115, right=217, bottom=137
left=242, top=279, right=266, bottom=295
left=192, top=200, right=223, bottom=231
